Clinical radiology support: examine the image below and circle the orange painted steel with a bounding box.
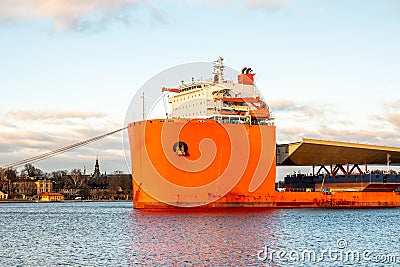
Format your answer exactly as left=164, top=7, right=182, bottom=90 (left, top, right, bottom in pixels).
left=213, top=97, right=262, bottom=103
left=249, top=109, right=270, bottom=118
left=161, top=87, right=180, bottom=93
left=238, top=74, right=255, bottom=85
left=128, top=119, right=400, bottom=208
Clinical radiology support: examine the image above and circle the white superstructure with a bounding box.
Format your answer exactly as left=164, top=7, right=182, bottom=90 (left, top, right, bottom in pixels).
left=163, top=57, right=274, bottom=125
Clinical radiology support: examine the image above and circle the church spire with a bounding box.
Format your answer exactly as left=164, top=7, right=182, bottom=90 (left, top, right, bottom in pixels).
left=94, top=156, right=100, bottom=179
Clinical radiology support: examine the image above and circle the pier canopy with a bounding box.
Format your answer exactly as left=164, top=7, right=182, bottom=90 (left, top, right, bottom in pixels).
left=277, top=138, right=400, bottom=166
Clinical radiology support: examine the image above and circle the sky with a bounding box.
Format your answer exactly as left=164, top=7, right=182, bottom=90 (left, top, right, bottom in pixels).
left=0, top=0, right=399, bottom=177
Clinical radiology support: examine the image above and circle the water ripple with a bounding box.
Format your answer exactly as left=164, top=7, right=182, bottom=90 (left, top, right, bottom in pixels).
left=0, top=203, right=399, bottom=266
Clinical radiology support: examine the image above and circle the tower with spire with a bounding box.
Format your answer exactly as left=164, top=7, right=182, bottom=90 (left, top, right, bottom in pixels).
left=93, top=156, right=100, bottom=179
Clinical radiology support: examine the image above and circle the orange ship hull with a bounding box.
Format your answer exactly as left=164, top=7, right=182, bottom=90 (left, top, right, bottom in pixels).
left=128, top=119, right=400, bottom=208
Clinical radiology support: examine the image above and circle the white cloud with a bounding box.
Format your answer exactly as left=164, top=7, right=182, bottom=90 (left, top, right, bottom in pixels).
left=183, top=0, right=292, bottom=10
left=0, top=0, right=145, bottom=31
left=0, top=108, right=126, bottom=172
left=273, top=98, right=400, bottom=147
left=6, top=109, right=106, bottom=120
left=269, top=99, right=298, bottom=111
left=388, top=114, right=400, bottom=130
left=242, top=0, right=290, bottom=10
left=0, top=0, right=293, bottom=31
left=0, top=120, right=16, bottom=128
left=386, top=101, right=400, bottom=131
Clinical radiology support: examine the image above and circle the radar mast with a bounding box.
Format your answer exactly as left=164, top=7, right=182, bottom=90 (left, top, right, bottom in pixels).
left=213, top=57, right=224, bottom=84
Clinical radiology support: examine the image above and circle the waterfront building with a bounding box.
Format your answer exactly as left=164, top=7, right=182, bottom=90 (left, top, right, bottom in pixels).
left=35, top=179, right=53, bottom=194
left=0, top=190, right=8, bottom=199
left=13, top=180, right=37, bottom=199
left=55, top=158, right=132, bottom=200
left=38, top=192, right=64, bottom=201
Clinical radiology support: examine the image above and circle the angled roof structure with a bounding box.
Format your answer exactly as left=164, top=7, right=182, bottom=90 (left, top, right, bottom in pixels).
left=277, top=138, right=400, bottom=166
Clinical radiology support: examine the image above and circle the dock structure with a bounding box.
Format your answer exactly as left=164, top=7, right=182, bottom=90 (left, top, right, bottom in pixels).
left=277, top=138, right=400, bottom=171
left=277, top=138, right=400, bottom=194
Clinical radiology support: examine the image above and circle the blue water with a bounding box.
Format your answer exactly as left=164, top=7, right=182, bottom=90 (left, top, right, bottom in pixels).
left=0, top=202, right=399, bottom=266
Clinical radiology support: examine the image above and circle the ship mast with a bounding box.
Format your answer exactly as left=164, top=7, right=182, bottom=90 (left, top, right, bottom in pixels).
left=141, top=92, right=145, bottom=120
left=213, top=57, right=224, bottom=84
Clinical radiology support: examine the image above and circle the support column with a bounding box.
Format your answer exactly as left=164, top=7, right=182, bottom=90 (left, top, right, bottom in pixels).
left=316, top=165, right=330, bottom=176
left=349, top=164, right=363, bottom=175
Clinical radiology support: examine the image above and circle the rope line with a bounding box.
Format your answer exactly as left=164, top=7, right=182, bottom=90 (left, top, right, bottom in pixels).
left=0, top=127, right=127, bottom=170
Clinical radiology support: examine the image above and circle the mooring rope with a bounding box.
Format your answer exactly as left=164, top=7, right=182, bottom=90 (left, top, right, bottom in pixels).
left=0, top=127, right=127, bottom=170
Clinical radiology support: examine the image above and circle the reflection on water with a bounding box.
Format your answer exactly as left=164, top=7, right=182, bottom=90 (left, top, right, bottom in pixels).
left=0, top=202, right=399, bottom=266
left=127, top=208, right=279, bottom=266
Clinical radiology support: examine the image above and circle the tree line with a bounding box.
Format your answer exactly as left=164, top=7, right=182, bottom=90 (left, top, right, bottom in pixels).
left=0, top=163, right=132, bottom=200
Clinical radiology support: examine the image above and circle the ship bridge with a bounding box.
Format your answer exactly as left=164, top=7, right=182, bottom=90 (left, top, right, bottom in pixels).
left=277, top=138, right=400, bottom=168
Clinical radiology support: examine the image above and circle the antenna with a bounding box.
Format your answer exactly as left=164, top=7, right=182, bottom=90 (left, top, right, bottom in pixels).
left=162, top=91, right=168, bottom=118
left=141, top=92, right=145, bottom=120
left=213, top=56, right=224, bottom=84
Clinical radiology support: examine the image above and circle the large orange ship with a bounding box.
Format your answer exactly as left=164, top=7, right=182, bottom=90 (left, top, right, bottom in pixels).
left=127, top=57, right=400, bottom=208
